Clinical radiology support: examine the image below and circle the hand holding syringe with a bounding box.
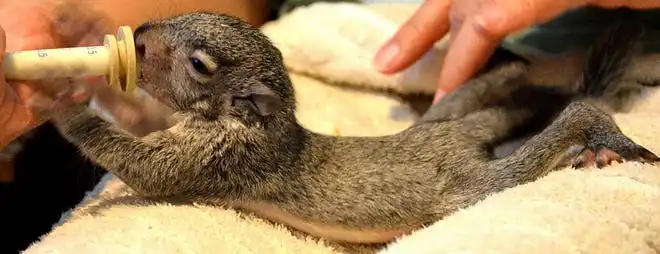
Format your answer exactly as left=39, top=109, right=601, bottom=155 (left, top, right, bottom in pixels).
left=3, top=26, right=137, bottom=93
left=3, top=26, right=177, bottom=137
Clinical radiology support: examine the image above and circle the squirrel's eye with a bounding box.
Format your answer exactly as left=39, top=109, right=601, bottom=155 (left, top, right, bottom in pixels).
left=190, top=57, right=212, bottom=76
left=186, top=50, right=218, bottom=83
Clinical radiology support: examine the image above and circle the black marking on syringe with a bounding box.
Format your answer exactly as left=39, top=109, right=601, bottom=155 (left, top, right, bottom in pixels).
left=37, top=50, right=48, bottom=58
left=87, top=47, right=98, bottom=55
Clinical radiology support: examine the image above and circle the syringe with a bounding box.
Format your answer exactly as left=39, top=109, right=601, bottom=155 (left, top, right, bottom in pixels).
left=2, top=26, right=137, bottom=93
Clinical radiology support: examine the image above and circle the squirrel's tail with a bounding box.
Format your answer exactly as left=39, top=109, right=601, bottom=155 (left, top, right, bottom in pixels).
left=577, top=14, right=647, bottom=98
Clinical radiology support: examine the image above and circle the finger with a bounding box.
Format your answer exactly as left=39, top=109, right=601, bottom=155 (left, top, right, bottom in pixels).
left=0, top=25, right=6, bottom=102
left=373, top=0, right=451, bottom=73
left=434, top=0, right=585, bottom=102
left=447, top=9, right=464, bottom=45
left=434, top=18, right=501, bottom=102
left=0, top=30, right=13, bottom=144
left=0, top=24, right=5, bottom=71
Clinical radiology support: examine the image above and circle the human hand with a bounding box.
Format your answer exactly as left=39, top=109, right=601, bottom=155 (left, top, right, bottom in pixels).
left=0, top=0, right=109, bottom=149
left=0, top=1, right=62, bottom=150
left=373, top=0, right=660, bottom=103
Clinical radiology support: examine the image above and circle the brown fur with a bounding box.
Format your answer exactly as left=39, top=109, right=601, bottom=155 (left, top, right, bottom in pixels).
left=44, top=12, right=659, bottom=245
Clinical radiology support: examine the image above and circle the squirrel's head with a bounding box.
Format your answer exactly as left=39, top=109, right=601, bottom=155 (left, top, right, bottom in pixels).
left=133, top=12, right=295, bottom=125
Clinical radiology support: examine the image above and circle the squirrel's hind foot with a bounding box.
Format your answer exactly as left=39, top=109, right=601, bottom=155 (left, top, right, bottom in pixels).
left=567, top=141, right=660, bottom=169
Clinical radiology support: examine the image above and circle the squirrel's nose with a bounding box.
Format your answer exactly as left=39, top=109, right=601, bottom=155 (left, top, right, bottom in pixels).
left=133, top=24, right=152, bottom=60
left=133, top=23, right=152, bottom=58
left=133, top=23, right=152, bottom=38
left=133, top=25, right=169, bottom=60
left=135, top=41, right=146, bottom=60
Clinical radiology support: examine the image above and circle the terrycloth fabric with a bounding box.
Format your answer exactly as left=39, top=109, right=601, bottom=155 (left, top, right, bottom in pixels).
left=381, top=113, right=660, bottom=254
left=23, top=2, right=660, bottom=254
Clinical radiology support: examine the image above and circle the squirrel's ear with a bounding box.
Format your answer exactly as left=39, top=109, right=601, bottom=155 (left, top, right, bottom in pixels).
left=248, top=80, right=282, bottom=116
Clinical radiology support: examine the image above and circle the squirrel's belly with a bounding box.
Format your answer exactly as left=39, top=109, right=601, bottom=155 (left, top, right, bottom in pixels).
left=238, top=202, right=419, bottom=244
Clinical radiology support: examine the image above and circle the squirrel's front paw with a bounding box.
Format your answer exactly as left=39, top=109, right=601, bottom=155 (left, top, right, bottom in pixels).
left=89, top=88, right=176, bottom=137
left=24, top=77, right=102, bottom=136
left=26, top=78, right=95, bottom=122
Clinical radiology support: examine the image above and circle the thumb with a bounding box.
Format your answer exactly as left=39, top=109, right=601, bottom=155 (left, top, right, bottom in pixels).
left=0, top=24, right=6, bottom=82
left=0, top=25, right=6, bottom=103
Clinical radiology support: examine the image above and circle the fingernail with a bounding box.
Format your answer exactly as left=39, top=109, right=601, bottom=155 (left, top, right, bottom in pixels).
left=473, top=8, right=506, bottom=38
left=374, top=42, right=400, bottom=72
left=432, top=89, right=446, bottom=104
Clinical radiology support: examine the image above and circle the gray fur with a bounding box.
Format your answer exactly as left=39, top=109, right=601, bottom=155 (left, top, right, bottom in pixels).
left=48, top=12, right=659, bottom=245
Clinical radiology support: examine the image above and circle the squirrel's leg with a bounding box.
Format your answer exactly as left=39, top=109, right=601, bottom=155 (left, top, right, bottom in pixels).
left=49, top=104, right=205, bottom=199
left=494, top=100, right=659, bottom=183
left=434, top=100, right=660, bottom=215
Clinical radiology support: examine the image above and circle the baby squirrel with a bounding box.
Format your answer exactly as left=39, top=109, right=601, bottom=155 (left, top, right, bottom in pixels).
left=40, top=12, right=659, bottom=244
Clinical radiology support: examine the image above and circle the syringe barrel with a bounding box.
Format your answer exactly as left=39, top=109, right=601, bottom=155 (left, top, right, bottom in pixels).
left=3, top=46, right=110, bottom=81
